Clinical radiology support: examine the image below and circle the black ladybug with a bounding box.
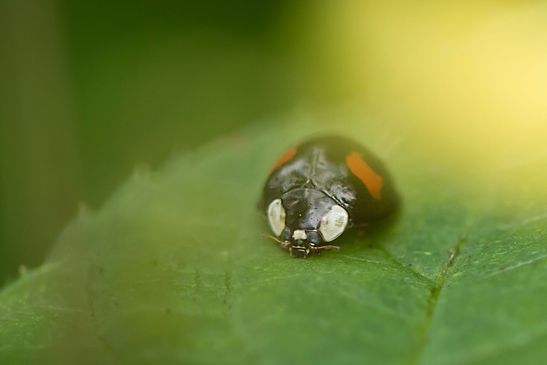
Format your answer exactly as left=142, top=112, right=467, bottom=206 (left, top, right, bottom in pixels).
left=259, top=135, right=399, bottom=257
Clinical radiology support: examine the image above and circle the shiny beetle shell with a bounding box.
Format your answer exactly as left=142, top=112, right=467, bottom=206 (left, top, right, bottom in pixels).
left=259, top=135, right=399, bottom=257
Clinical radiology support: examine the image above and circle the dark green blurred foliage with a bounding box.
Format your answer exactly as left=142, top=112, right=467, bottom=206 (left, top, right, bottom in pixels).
left=0, top=0, right=300, bottom=282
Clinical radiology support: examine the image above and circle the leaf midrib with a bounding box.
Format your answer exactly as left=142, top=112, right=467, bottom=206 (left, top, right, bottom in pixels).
left=410, top=230, right=470, bottom=365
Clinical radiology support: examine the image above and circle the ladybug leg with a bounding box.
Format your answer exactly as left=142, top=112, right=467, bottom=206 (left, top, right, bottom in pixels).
left=309, top=245, right=340, bottom=255
left=262, top=233, right=291, bottom=251
left=279, top=240, right=291, bottom=250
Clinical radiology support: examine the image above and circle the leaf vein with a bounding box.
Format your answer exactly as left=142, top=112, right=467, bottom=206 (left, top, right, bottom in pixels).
left=484, top=253, right=547, bottom=279
left=410, top=231, right=470, bottom=365
left=375, top=248, right=436, bottom=285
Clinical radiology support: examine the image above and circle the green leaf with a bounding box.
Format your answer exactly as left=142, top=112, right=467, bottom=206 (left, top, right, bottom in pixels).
left=1, top=114, right=546, bottom=365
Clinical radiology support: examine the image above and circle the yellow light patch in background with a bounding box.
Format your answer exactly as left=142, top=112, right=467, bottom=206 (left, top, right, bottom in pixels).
left=291, top=1, right=547, bottom=182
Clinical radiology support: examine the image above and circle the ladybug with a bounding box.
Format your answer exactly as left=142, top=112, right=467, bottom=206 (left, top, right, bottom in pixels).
left=259, top=135, right=399, bottom=257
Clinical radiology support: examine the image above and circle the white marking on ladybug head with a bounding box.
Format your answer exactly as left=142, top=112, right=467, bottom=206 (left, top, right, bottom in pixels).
left=292, top=230, right=307, bottom=241
left=319, top=205, right=349, bottom=242
left=267, top=198, right=286, bottom=236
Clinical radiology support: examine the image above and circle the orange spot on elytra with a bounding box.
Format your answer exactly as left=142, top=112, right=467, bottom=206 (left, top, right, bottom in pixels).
left=346, top=151, right=384, bottom=200
left=271, top=146, right=297, bottom=172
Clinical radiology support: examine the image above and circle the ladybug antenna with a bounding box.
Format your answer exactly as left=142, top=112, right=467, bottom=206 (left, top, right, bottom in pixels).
left=261, top=233, right=291, bottom=250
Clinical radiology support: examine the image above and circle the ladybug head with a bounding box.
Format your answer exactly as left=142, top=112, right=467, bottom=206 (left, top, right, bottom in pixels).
left=266, top=188, right=348, bottom=257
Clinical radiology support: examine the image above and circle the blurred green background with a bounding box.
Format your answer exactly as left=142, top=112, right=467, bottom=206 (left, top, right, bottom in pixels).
left=0, top=0, right=301, bottom=281
left=2, top=0, right=547, bottom=283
